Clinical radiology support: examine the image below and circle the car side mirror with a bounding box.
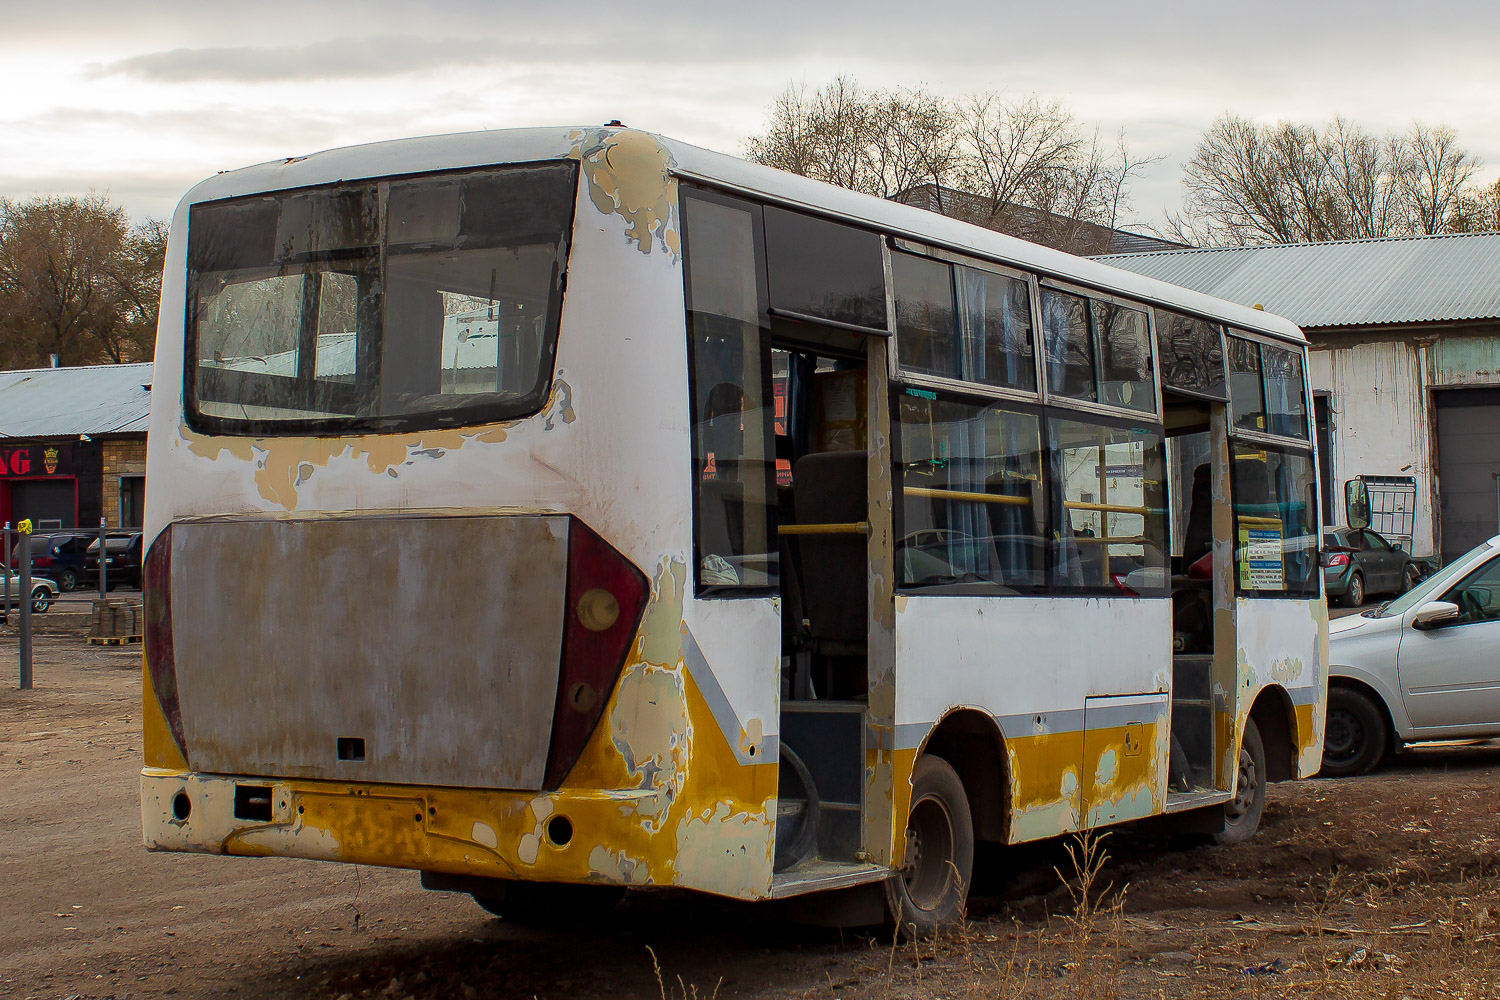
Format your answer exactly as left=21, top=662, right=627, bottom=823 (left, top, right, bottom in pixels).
left=1392, top=542, right=1402, bottom=552
left=1344, top=479, right=1371, bottom=530
left=1412, top=600, right=1460, bottom=629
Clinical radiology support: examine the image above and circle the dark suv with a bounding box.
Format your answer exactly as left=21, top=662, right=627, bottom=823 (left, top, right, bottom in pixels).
left=84, top=532, right=144, bottom=590
left=12, top=531, right=95, bottom=592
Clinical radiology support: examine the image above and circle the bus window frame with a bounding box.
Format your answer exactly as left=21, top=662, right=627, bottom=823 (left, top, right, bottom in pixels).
left=1225, top=328, right=1314, bottom=443
left=1227, top=439, right=1320, bottom=599
left=1153, top=307, right=1230, bottom=404
left=182, top=161, right=579, bottom=439
left=680, top=183, right=780, bottom=599
left=1045, top=406, right=1171, bottom=599
left=887, top=239, right=1043, bottom=400
left=1035, top=277, right=1164, bottom=423
left=890, top=385, right=1052, bottom=597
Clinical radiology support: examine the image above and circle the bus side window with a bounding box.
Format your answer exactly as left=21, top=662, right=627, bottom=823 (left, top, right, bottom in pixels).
left=1050, top=418, right=1168, bottom=595
left=683, top=191, right=777, bottom=593
left=895, top=393, right=1046, bottom=591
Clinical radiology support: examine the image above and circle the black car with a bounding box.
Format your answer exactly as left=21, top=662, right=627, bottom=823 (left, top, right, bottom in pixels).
left=16, top=531, right=95, bottom=591
left=84, top=532, right=144, bottom=590
left=1322, top=527, right=1422, bottom=607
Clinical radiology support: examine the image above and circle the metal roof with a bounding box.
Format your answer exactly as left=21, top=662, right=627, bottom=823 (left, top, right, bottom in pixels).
left=0, top=363, right=153, bottom=438
left=1096, top=232, right=1500, bottom=330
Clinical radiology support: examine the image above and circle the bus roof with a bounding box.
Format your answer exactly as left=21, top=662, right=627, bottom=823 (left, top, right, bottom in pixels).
left=177, top=125, right=1306, bottom=346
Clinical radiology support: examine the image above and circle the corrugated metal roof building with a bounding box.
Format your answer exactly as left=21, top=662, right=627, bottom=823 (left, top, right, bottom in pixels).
left=1097, top=233, right=1500, bottom=564
left=0, top=363, right=153, bottom=535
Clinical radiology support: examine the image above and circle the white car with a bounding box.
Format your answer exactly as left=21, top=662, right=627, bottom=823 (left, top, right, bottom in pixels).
left=1323, top=534, right=1500, bottom=776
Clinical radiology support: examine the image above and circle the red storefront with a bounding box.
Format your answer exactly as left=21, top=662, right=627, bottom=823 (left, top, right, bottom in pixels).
left=0, top=440, right=100, bottom=531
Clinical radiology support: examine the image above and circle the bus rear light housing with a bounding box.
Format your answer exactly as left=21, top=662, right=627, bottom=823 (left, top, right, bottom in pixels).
left=543, top=518, right=649, bottom=789
left=144, top=528, right=188, bottom=764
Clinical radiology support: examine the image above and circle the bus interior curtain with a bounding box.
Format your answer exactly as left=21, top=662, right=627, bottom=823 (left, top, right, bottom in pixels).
left=945, top=412, right=990, bottom=579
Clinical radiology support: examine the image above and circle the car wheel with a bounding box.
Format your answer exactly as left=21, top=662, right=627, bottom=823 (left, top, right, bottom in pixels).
left=1215, top=718, right=1267, bottom=844
left=31, top=588, right=51, bottom=613
left=1321, top=686, right=1387, bottom=778
left=885, top=755, right=973, bottom=939
left=58, top=569, right=78, bottom=592
left=1401, top=565, right=1421, bottom=594
left=1340, top=571, right=1365, bottom=608
left=471, top=880, right=625, bottom=924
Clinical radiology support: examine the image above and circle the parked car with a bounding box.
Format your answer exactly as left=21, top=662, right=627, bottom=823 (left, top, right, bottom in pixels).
left=14, top=531, right=95, bottom=592
left=1322, top=527, right=1422, bottom=607
left=0, top=569, right=58, bottom=613
left=1322, top=534, right=1500, bottom=777
left=84, top=532, right=143, bottom=590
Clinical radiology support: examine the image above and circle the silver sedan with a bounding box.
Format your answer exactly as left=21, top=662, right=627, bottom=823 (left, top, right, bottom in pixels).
left=1323, top=534, right=1500, bottom=776
left=0, top=570, right=59, bottom=613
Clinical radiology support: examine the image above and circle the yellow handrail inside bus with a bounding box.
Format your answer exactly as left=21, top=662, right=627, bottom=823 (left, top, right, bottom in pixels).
left=903, top=486, right=1030, bottom=506
left=1064, top=500, right=1150, bottom=515
left=778, top=522, right=871, bottom=536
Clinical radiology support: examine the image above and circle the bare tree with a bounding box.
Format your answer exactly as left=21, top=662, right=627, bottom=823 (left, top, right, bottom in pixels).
left=1448, top=178, right=1500, bottom=233
left=745, top=78, right=1159, bottom=254
left=1397, top=123, right=1479, bottom=235
left=1169, top=114, right=1487, bottom=245
left=0, top=195, right=166, bottom=368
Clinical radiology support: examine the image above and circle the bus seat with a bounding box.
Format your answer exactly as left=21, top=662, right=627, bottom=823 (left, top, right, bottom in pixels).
left=793, top=451, right=867, bottom=646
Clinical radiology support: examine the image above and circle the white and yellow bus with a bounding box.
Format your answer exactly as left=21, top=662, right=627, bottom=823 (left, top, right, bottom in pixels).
left=141, top=126, right=1326, bottom=934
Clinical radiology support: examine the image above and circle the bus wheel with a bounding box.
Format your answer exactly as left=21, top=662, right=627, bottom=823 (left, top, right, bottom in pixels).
left=472, top=881, right=625, bottom=924
left=1215, top=718, right=1266, bottom=844
left=887, top=755, right=973, bottom=938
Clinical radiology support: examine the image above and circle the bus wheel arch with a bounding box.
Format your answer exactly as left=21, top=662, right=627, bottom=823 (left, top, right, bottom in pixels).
left=1247, top=685, right=1297, bottom=783
left=915, top=709, right=1009, bottom=843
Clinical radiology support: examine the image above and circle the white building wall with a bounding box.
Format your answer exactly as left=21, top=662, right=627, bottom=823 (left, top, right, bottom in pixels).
left=1309, top=341, right=1434, bottom=556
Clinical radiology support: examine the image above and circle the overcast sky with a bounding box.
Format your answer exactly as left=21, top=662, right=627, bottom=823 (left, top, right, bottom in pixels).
left=5, top=0, right=1499, bottom=232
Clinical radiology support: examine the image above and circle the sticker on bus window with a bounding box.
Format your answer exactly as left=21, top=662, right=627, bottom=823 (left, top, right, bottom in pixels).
left=1239, top=524, right=1284, bottom=589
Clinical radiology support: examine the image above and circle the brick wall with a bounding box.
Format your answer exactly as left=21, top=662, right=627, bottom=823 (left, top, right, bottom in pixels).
left=101, top=435, right=147, bottom=528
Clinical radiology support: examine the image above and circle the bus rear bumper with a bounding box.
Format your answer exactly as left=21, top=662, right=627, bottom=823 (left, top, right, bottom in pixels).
left=140, top=769, right=777, bottom=899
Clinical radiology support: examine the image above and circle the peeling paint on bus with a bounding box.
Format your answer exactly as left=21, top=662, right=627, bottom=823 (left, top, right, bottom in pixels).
left=568, top=128, right=681, bottom=259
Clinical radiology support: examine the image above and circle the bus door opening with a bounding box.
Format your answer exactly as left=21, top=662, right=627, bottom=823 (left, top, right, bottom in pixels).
left=1164, top=396, right=1221, bottom=793
left=770, top=332, right=874, bottom=870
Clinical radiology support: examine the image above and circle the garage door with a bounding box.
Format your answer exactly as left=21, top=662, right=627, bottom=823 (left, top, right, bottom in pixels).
left=11, top=479, right=76, bottom=529
left=1436, top=389, right=1500, bottom=564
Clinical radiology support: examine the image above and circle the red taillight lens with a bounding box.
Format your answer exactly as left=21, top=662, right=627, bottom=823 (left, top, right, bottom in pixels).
left=1187, top=551, right=1213, bottom=579
left=543, top=518, right=649, bottom=789
left=1328, top=553, right=1349, bottom=568
left=144, top=528, right=187, bottom=763
left=32, top=555, right=52, bottom=568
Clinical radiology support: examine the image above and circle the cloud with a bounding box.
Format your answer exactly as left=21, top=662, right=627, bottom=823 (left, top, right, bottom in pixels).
left=93, top=36, right=504, bottom=83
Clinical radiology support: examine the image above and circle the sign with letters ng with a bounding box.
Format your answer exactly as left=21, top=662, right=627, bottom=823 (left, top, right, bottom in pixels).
left=0, top=444, right=71, bottom=478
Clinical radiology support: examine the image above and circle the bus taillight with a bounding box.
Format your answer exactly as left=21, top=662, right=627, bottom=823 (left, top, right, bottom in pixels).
left=543, top=518, right=649, bottom=789
left=143, top=528, right=188, bottom=764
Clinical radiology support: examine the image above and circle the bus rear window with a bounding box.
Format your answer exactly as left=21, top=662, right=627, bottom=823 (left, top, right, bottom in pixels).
left=186, top=161, right=577, bottom=435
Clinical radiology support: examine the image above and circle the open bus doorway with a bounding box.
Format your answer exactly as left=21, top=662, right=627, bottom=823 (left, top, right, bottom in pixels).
left=768, top=327, right=877, bottom=876
left=1164, top=395, right=1224, bottom=796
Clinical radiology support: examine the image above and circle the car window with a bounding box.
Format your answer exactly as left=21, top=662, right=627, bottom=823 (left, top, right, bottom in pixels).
left=1363, top=531, right=1389, bottom=551
left=1441, top=556, right=1500, bottom=625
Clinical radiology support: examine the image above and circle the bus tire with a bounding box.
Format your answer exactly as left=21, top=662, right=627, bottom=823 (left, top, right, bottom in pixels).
left=886, top=755, right=973, bottom=938
left=1215, top=718, right=1266, bottom=844
left=1320, top=686, right=1387, bottom=778
left=472, top=880, right=625, bottom=924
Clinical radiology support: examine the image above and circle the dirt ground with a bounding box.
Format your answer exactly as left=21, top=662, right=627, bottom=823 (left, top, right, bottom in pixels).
left=5, top=625, right=1500, bottom=1000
